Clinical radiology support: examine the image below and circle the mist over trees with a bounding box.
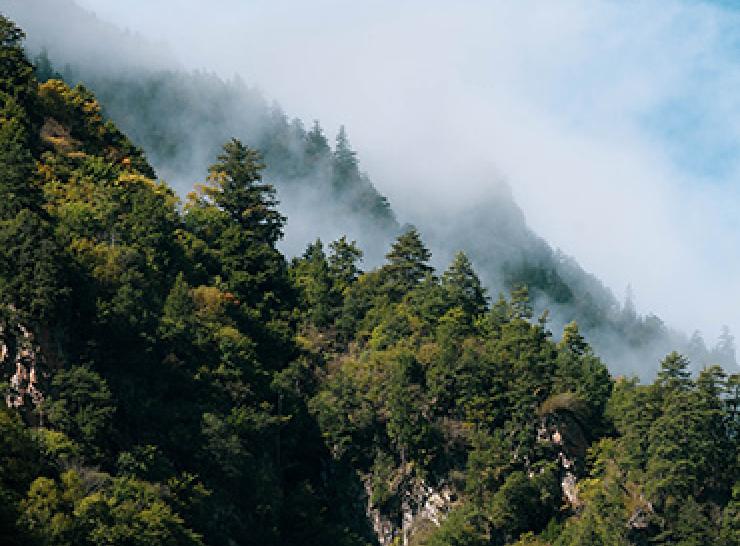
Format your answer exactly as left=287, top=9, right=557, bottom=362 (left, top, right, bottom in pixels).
left=0, top=10, right=738, bottom=546
left=7, top=0, right=734, bottom=379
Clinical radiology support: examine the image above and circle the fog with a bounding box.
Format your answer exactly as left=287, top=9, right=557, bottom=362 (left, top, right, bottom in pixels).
left=63, top=0, right=740, bottom=344
left=3, top=0, right=739, bottom=374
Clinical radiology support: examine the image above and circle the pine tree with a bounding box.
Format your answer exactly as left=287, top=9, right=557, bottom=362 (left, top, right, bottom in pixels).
left=383, top=227, right=433, bottom=297
left=304, top=120, right=330, bottom=165
left=0, top=16, right=36, bottom=106
left=687, top=330, right=709, bottom=366
left=159, top=273, right=197, bottom=348
left=0, top=86, right=66, bottom=321
left=291, top=239, right=335, bottom=327
left=554, top=321, right=612, bottom=430
left=332, top=125, right=359, bottom=192
left=558, top=321, right=589, bottom=356
left=0, top=99, right=40, bottom=218
left=33, top=47, right=59, bottom=83
left=656, top=352, right=692, bottom=393
left=695, top=365, right=733, bottom=495
left=509, top=284, right=533, bottom=321
left=441, top=251, right=488, bottom=319
left=726, top=373, right=740, bottom=439
left=719, top=483, right=740, bottom=546
left=713, top=325, right=737, bottom=367
left=205, top=138, right=285, bottom=245
left=328, top=235, right=363, bottom=294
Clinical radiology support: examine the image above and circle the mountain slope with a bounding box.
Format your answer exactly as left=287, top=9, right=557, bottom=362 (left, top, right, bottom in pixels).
left=4, top=0, right=735, bottom=378
left=0, top=14, right=738, bottom=546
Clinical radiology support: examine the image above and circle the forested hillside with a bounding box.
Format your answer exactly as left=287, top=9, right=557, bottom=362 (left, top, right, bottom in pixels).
left=7, top=0, right=734, bottom=379
left=0, top=14, right=739, bottom=546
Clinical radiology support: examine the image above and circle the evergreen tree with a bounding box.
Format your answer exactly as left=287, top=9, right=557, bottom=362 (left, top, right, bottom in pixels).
left=509, top=284, right=534, bottom=321
left=0, top=99, right=40, bottom=217
left=713, top=325, right=737, bottom=367
left=385, top=350, right=427, bottom=465
left=554, top=322, right=612, bottom=431
left=291, top=239, right=335, bottom=327
left=656, top=351, right=693, bottom=393
left=687, top=330, right=708, bottom=359
left=0, top=17, right=36, bottom=106
left=719, top=483, right=740, bottom=546
left=382, top=227, right=433, bottom=297
left=33, top=47, right=59, bottom=83
left=328, top=235, right=364, bottom=294
left=646, top=387, right=725, bottom=505
left=0, top=408, right=40, bottom=546
left=159, top=273, right=197, bottom=347
left=332, top=125, right=359, bottom=192
left=205, top=138, right=285, bottom=245
left=0, top=14, right=736, bottom=546
left=441, top=251, right=488, bottom=320
left=304, top=119, right=330, bottom=165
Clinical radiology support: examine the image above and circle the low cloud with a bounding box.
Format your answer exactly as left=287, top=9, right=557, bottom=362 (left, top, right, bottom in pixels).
left=7, top=0, right=740, bottom=357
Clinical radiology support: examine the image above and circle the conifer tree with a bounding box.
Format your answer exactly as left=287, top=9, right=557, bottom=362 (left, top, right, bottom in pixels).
left=205, top=138, right=285, bottom=245
left=383, top=227, right=433, bottom=297
left=509, top=284, right=534, bottom=321
left=332, top=125, right=359, bottom=192
left=0, top=99, right=39, bottom=218
left=305, top=120, right=330, bottom=165
left=713, top=325, right=737, bottom=367
left=0, top=17, right=35, bottom=106
left=0, top=20, right=65, bottom=320
left=656, top=351, right=692, bottom=393
left=328, top=235, right=363, bottom=294
left=292, top=239, right=335, bottom=327
left=687, top=330, right=709, bottom=364
left=33, top=47, right=59, bottom=83
left=441, top=251, right=488, bottom=319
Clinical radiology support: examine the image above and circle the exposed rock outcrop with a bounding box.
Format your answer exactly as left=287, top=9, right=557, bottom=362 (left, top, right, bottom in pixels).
left=3, top=321, right=47, bottom=424
left=537, top=405, right=589, bottom=509
left=365, top=471, right=457, bottom=546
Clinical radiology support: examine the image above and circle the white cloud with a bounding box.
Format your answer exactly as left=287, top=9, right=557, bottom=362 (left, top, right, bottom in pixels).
left=35, top=0, right=740, bottom=341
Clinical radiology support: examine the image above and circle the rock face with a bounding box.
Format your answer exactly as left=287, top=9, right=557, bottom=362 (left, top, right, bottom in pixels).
left=3, top=321, right=46, bottom=423
left=538, top=410, right=588, bottom=509
left=365, top=474, right=457, bottom=546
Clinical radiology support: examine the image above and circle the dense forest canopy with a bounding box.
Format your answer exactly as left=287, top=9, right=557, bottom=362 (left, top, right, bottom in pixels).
left=0, top=13, right=738, bottom=546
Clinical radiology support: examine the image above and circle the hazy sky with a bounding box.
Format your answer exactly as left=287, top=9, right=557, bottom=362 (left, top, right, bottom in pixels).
left=41, top=0, right=740, bottom=342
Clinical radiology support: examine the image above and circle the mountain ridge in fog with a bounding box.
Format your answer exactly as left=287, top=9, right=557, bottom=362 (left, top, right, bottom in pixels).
left=4, top=0, right=736, bottom=378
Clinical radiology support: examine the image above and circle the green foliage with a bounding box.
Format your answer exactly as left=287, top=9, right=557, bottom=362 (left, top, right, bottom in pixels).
left=0, top=408, right=39, bottom=546
left=0, top=15, right=735, bottom=546
left=656, top=351, right=693, bottom=393
left=204, top=138, right=284, bottom=243
left=0, top=99, right=39, bottom=217
left=488, top=467, right=559, bottom=543
left=382, top=227, right=434, bottom=298
left=290, top=239, right=336, bottom=327
left=416, top=505, right=488, bottom=546
left=21, top=470, right=203, bottom=546
left=0, top=209, right=67, bottom=320
left=0, top=16, right=36, bottom=108
left=329, top=235, right=364, bottom=294
left=45, top=366, right=115, bottom=461
left=441, top=251, right=488, bottom=320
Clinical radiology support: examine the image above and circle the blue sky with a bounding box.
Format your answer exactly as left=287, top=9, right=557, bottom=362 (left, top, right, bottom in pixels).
left=51, top=0, right=740, bottom=347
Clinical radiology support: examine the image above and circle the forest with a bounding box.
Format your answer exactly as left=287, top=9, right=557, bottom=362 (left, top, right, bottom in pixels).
left=11, top=0, right=738, bottom=379
left=0, top=14, right=739, bottom=546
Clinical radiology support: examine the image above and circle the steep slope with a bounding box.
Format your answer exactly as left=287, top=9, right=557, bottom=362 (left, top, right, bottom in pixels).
left=0, top=15, right=738, bottom=546
left=4, top=0, right=734, bottom=378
